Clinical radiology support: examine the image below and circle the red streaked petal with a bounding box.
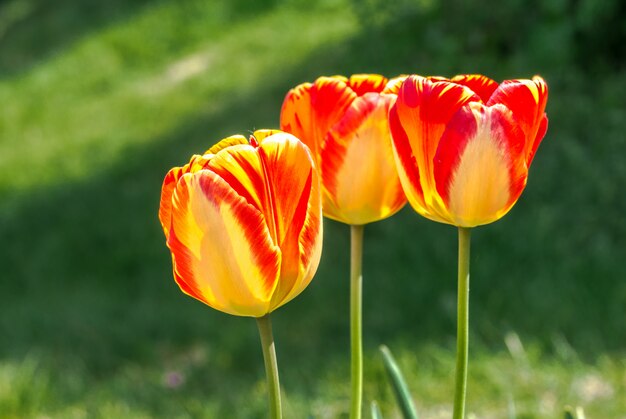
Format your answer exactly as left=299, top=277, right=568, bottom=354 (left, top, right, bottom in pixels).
left=393, top=75, right=479, bottom=215
left=434, top=103, right=527, bottom=227
left=280, top=82, right=314, bottom=154
left=389, top=101, right=426, bottom=213
left=256, top=133, right=322, bottom=309
left=321, top=93, right=406, bottom=224
left=159, top=153, right=211, bottom=238
left=268, top=169, right=316, bottom=308
left=433, top=105, right=479, bottom=207
left=207, top=132, right=319, bottom=244
left=280, top=77, right=357, bottom=163
left=347, top=74, right=388, bottom=95
left=282, top=167, right=322, bottom=307
left=450, top=74, right=499, bottom=102
left=487, top=76, right=549, bottom=163
left=308, top=76, right=358, bottom=148
left=527, top=114, right=548, bottom=165
left=159, top=166, right=184, bottom=237
left=171, top=254, right=204, bottom=302
left=167, top=171, right=281, bottom=317
left=256, top=133, right=316, bottom=248
left=206, top=144, right=267, bottom=213
left=204, top=132, right=322, bottom=311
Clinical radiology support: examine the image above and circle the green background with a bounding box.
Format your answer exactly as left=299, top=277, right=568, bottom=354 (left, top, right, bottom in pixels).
left=0, top=0, right=624, bottom=417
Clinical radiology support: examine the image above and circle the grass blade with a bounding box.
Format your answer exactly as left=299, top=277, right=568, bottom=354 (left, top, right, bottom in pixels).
left=379, top=345, right=418, bottom=419
left=371, top=401, right=384, bottom=419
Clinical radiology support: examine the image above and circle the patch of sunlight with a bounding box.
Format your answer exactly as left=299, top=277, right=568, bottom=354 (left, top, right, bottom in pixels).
left=572, top=373, right=615, bottom=402
left=0, top=1, right=358, bottom=196
left=163, top=51, right=214, bottom=85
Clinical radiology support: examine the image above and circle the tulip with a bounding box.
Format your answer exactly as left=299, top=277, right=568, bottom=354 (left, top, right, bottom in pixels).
left=389, top=74, right=548, bottom=227
left=158, top=130, right=323, bottom=419
left=280, top=74, right=406, bottom=419
left=159, top=130, right=322, bottom=317
left=281, top=74, right=406, bottom=225
left=389, top=74, right=548, bottom=419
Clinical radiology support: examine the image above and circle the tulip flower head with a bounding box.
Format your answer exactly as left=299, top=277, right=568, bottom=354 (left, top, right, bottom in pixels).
left=159, top=130, right=323, bottom=317
left=389, top=74, right=548, bottom=227
left=281, top=74, right=407, bottom=225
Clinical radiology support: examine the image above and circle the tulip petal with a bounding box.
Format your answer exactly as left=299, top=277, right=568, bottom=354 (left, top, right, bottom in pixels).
left=347, top=74, right=388, bottom=95
left=201, top=134, right=322, bottom=311
left=280, top=83, right=313, bottom=151
left=252, top=129, right=284, bottom=143
left=255, top=134, right=322, bottom=308
left=451, top=74, right=499, bottom=102
left=206, top=144, right=268, bottom=215
left=205, top=135, right=249, bottom=155
left=389, top=102, right=426, bottom=213
left=159, top=154, right=212, bottom=237
left=487, top=76, right=548, bottom=163
left=159, top=166, right=187, bottom=238
left=382, top=75, right=408, bottom=94
left=280, top=77, right=357, bottom=162
left=289, top=176, right=323, bottom=304
left=528, top=114, right=548, bottom=165
left=168, top=171, right=281, bottom=317
left=206, top=139, right=306, bottom=244
left=322, top=93, right=406, bottom=224
left=434, top=103, right=527, bottom=226
left=391, top=75, right=479, bottom=221
left=255, top=134, right=315, bottom=247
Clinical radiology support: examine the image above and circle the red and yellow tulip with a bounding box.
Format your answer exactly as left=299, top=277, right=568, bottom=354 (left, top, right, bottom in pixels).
left=158, top=130, right=323, bottom=317
left=280, top=74, right=407, bottom=225
left=389, top=74, right=548, bottom=227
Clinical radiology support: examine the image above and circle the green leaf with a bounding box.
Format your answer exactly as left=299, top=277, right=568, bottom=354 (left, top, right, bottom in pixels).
left=564, top=405, right=586, bottom=419
left=379, top=345, right=418, bottom=419
left=371, top=401, right=384, bottom=419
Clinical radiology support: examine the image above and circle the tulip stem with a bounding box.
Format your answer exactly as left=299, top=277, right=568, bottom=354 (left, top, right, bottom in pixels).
left=350, top=224, right=364, bottom=419
left=256, top=314, right=282, bottom=419
left=453, top=227, right=471, bottom=419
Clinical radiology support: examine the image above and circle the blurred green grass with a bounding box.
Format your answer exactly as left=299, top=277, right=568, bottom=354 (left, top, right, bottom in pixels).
left=0, top=0, right=624, bottom=417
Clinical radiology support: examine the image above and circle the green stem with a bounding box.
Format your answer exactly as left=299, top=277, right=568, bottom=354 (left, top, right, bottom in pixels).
left=256, top=314, right=282, bottom=419
left=350, top=224, right=364, bottom=419
left=453, top=227, right=471, bottom=419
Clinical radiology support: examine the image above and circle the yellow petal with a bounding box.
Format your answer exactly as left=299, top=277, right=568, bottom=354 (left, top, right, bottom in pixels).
left=204, top=135, right=249, bottom=155
left=322, top=93, right=406, bottom=224
left=435, top=103, right=527, bottom=226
